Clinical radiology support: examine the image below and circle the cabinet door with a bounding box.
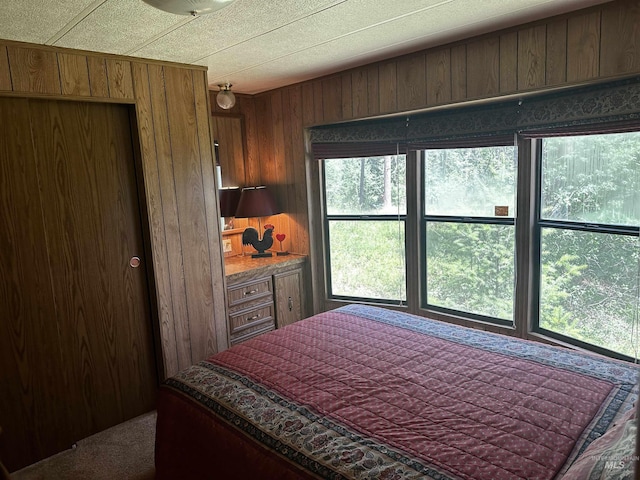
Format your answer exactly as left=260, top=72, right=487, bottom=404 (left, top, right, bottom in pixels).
left=274, top=268, right=304, bottom=328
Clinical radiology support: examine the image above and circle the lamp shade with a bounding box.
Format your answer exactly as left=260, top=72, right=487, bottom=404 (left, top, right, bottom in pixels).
left=235, top=186, right=280, bottom=218
left=218, top=187, right=241, bottom=217
left=142, top=0, right=235, bottom=15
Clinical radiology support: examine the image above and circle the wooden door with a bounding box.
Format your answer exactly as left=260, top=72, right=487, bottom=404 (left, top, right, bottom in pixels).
left=274, top=268, right=305, bottom=328
left=0, top=98, right=157, bottom=471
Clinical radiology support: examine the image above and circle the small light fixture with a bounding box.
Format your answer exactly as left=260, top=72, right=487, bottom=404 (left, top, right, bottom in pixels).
left=142, top=0, right=235, bottom=16
left=216, top=83, right=236, bottom=110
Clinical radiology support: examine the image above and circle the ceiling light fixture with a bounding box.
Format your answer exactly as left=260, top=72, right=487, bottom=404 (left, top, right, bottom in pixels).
left=216, top=83, right=236, bottom=110
left=141, top=0, right=235, bottom=16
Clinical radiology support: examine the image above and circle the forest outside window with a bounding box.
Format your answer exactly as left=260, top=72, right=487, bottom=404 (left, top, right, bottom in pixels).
left=323, top=155, right=407, bottom=303
left=535, top=132, right=640, bottom=359
left=421, top=145, right=517, bottom=325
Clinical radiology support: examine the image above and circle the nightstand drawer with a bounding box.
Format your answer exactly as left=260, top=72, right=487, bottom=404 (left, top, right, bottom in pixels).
left=229, top=322, right=275, bottom=346
left=228, top=303, right=275, bottom=337
left=227, top=278, right=273, bottom=309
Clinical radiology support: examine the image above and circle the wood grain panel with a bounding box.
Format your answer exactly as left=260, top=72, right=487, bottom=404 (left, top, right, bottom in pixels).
left=28, top=99, right=156, bottom=455
left=6, top=45, right=60, bottom=94
left=131, top=62, right=178, bottom=378
left=351, top=69, right=368, bottom=118
left=450, top=44, right=467, bottom=101
left=426, top=49, right=451, bottom=105
left=289, top=85, right=310, bottom=255
left=254, top=94, right=273, bottom=186
left=268, top=90, right=290, bottom=242
left=228, top=116, right=246, bottom=185
left=281, top=89, right=298, bottom=251
left=600, top=0, right=640, bottom=77
left=238, top=94, right=260, bottom=185
left=106, top=58, right=134, bottom=99
left=147, top=64, right=192, bottom=371
left=212, top=115, right=245, bottom=187
left=0, top=46, right=11, bottom=90
left=163, top=66, right=216, bottom=366
left=367, top=65, right=380, bottom=116
left=546, top=19, right=568, bottom=86
left=378, top=61, right=397, bottom=113
left=313, top=80, right=323, bottom=124
left=193, top=70, right=228, bottom=354
left=397, top=54, right=426, bottom=111
left=500, top=32, right=518, bottom=93
left=518, top=25, right=546, bottom=90
left=466, top=38, right=500, bottom=98
left=0, top=98, right=70, bottom=471
left=58, top=53, right=90, bottom=96
left=341, top=73, right=352, bottom=120
left=321, top=76, right=342, bottom=123
left=87, top=56, right=109, bottom=98
left=302, top=82, right=315, bottom=127
left=567, top=11, right=601, bottom=82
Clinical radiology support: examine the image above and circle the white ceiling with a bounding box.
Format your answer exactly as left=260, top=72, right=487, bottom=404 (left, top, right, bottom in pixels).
left=0, top=0, right=611, bottom=95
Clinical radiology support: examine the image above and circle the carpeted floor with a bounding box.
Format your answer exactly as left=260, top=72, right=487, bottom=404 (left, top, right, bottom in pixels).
left=12, top=411, right=156, bottom=480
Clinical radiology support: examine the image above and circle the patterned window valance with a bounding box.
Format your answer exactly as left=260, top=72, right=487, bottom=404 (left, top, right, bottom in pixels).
left=310, top=76, right=640, bottom=159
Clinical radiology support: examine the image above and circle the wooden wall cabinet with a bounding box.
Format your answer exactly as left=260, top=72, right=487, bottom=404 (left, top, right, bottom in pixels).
left=225, top=255, right=308, bottom=344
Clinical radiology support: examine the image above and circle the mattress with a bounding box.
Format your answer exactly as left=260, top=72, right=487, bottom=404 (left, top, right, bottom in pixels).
left=155, top=305, right=638, bottom=479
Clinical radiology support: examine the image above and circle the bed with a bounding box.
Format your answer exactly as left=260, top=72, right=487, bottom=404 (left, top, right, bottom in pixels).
left=155, top=304, right=639, bottom=479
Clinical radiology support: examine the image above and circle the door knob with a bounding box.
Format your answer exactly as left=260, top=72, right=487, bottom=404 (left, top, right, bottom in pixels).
left=129, top=256, right=141, bottom=268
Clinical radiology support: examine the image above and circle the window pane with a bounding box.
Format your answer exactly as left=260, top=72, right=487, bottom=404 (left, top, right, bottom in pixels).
left=328, top=220, right=406, bottom=301
left=324, top=156, right=406, bottom=215
left=540, top=229, right=640, bottom=357
left=424, top=146, right=516, bottom=217
left=426, top=222, right=515, bottom=320
left=541, top=132, right=640, bottom=225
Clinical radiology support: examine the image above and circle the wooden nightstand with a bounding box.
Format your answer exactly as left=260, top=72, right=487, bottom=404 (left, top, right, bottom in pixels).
left=224, top=254, right=308, bottom=345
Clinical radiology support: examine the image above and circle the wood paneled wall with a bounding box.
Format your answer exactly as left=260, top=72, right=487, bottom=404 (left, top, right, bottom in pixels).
left=0, top=40, right=227, bottom=378
left=211, top=0, right=640, bottom=314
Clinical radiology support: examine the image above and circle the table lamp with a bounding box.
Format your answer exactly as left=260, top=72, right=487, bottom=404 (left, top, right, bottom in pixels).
left=218, top=187, right=241, bottom=230
left=234, top=186, right=281, bottom=258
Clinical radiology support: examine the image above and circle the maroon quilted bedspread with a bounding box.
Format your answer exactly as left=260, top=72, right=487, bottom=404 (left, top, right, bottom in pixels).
left=156, top=305, right=637, bottom=480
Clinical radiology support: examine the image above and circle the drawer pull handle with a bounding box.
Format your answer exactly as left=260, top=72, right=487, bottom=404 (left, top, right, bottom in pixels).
left=288, top=297, right=293, bottom=312
left=248, top=314, right=261, bottom=321
left=244, top=289, right=258, bottom=296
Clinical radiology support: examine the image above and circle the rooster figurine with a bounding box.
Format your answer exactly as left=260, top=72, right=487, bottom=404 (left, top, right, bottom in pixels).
left=242, top=225, right=274, bottom=258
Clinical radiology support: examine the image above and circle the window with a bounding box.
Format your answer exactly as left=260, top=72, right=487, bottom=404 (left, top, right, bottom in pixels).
left=323, top=155, right=407, bottom=302
left=535, top=132, right=640, bottom=359
left=315, top=108, right=640, bottom=361
left=421, top=145, right=517, bottom=325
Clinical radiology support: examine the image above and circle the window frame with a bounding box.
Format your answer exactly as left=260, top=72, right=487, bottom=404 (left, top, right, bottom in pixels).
left=418, top=148, right=517, bottom=327
left=321, top=156, right=408, bottom=305
left=530, top=136, right=640, bottom=362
